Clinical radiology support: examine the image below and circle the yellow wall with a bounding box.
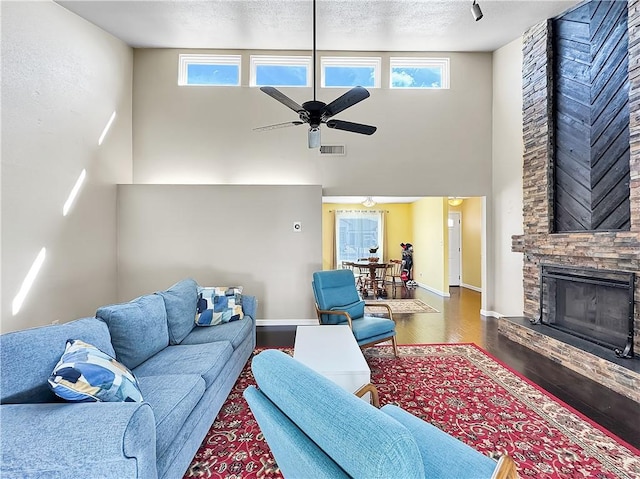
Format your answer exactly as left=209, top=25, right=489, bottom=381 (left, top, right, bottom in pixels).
left=411, top=197, right=448, bottom=295
left=321, top=203, right=413, bottom=270
left=461, top=197, right=482, bottom=288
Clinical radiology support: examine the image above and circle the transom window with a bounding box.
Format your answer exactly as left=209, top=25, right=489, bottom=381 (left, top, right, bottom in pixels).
left=178, top=54, right=241, bottom=86
left=250, top=55, right=311, bottom=87
left=321, top=57, right=381, bottom=88
left=389, top=57, right=450, bottom=89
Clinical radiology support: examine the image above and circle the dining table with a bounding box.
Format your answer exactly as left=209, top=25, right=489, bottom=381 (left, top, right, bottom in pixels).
left=351, top=261, right=389, bottom=297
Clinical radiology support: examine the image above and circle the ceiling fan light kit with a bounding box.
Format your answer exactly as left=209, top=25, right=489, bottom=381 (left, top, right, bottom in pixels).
left=255, top=0, right=377, bottom=148
left=308, top=128, right=321, bottom=149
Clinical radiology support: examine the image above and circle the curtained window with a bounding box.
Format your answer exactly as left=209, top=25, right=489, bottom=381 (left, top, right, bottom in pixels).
left=335, top=210, right=384, bottom=265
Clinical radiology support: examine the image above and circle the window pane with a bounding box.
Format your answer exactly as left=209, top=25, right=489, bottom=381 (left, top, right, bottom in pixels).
left=325, top=66, right=375, bottom=87
left=256, top=65, right=308, bottom=86
left=186, top=64, right=239, bottom=85
left=335, top=211, right=384, bottom=266
left=338, top=217, right=379, bottom=262
left=391, top=67, right=442, bottom=88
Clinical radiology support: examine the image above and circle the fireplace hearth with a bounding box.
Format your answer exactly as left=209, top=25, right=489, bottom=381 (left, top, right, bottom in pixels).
left=535, top=265, right=635, bottom=359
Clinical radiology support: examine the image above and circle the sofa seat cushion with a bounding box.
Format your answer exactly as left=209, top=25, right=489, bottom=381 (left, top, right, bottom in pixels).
left=133, top=342, right=233, bottom=388
left=137, top=374, right=205, bottom=458
left=351, top=316, right=395, bottom=342
left=180, top=317, right=253, bottom=349
left=156, top=278, right=198, bottom=345
left=96, top=294, right=169, bottom=370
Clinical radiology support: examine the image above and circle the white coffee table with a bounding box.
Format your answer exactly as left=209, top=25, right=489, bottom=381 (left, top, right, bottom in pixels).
left=293, top=325, right=371, bottom=401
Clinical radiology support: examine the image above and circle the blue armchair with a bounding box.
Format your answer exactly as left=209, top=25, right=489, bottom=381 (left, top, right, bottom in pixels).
left=312, top=269, right=398, bottom=356
left=244, top=349, right=519, bottom=479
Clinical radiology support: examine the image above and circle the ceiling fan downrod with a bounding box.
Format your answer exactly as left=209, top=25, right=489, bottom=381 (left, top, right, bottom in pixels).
left=312, top=0, right=316, bottom=102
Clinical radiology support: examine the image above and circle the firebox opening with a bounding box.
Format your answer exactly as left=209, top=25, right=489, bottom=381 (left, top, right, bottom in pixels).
left=539, top=265, right=635, bottom=358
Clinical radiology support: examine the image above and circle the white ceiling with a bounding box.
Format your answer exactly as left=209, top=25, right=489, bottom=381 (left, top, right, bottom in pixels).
left=57, top=0, right=579, bottom=52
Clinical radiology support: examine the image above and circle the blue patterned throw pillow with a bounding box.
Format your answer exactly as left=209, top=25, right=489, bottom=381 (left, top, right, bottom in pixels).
left=196, top=286, right=244, bottom=326
left=48, top=339, right=143, bottom=402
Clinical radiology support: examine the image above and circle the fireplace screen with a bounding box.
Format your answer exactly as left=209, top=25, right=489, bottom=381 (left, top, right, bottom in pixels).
left=539, top=265, right=635, bottom=357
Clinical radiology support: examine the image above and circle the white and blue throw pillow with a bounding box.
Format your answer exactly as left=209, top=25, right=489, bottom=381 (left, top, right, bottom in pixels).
left=48, top=339, right=143, bottom=402
left=196, top=286, right=244, bottom=326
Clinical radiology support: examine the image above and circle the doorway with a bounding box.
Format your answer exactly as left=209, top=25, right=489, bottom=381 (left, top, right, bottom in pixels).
left=448, top=211, right=461, bottom=286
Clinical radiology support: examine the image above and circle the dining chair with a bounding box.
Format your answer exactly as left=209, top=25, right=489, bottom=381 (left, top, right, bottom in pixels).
left=312, top=269, right=398, bottom=356
left=354, top=259, right=373, bottom=294
left=386, top=259, right=405, bottom=296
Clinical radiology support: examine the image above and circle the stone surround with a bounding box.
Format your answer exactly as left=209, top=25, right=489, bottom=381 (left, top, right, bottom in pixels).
left=503, top=1, right=640, bottom=400
left=499, top=317, right=640, bottom=402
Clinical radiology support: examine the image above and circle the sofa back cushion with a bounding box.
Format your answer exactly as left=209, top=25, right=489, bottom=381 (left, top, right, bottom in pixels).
left=250, top=349, right=425, bottom=478
left=96, top=294, right=169, bottom=369
left=0, top=317, right=115, bottom=404
left=156, top=278, right=198, bottom=344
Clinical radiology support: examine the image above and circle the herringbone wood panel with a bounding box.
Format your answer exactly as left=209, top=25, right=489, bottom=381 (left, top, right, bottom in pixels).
left=552, top=0, right=630, bottom=232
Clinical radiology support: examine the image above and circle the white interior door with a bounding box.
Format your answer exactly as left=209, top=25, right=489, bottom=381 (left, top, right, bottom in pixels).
left=448, top=212, right=461, bottom=286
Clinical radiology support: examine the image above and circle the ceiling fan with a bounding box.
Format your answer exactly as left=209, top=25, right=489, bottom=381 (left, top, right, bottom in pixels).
left=254, top=0, right=377, bottom=148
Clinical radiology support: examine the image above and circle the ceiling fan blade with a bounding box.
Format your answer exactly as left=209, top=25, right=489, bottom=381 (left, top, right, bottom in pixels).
left=321, top=86, right=370, bottom=119
left=253, top=121, right=304, bottom=132
left=326, top=119, right=377, bottom=135
left=260, top=86, right=305, bottom=114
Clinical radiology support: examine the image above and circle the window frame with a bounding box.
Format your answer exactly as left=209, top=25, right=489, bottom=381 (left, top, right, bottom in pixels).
left=389, top=57, right=450, bottom=89
left=178, top=54, right=242, bottom=86
left=250, top=55, right=312, bottom=87
left=321, top=56, right=381, bottom=88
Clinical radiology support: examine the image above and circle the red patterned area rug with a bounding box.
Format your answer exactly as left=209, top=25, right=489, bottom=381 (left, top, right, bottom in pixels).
left=184, top=344, right=640, bottom=479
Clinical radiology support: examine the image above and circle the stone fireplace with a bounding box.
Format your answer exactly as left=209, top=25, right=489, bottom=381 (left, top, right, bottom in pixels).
left=498, top=1, right=640, bottom=403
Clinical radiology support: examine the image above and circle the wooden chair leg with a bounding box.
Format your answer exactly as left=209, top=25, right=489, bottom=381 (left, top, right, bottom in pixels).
left=391, top=335, right=399, bottom=357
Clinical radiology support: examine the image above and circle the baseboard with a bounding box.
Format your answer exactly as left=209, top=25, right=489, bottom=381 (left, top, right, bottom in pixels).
left=415, top=282, right=450, bottom=297
left=461, top=283, right=482, bottom=293
left=256, top=318, right=318, bottom=326
left=480, top=309, right=502, bottom=318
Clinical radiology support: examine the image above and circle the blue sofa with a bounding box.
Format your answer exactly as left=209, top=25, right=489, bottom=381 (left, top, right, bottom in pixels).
left=244, top=350, right=518, bottom=479
left=0, top=279, right=256, bottom=479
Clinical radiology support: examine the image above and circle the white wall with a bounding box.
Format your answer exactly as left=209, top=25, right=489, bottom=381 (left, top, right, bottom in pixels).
left=132, top=49, right=494, bottom=198
left=489, top=38, right=525, bottom=317
left=117, top=185, right=322, bottom=320
left=1, top=1, right=133, bottom=332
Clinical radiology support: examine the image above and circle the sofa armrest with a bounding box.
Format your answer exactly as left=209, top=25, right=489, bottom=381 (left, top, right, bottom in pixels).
left=1, top=402, right=157, bottom=479
left=314, top=304, right=353, bottom=328
left=243, top=386, right=349, bottom=479
left=363, top=301, right=395, bottom=321
left=242, top=294, right=257, bottom=320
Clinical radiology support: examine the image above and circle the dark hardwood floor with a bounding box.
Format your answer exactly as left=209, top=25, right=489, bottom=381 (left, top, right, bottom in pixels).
left=257, top=285, right=640, bottom=449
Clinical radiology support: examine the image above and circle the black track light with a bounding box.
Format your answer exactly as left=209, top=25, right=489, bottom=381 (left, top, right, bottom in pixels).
left=471, top=1, right=483, bottom=21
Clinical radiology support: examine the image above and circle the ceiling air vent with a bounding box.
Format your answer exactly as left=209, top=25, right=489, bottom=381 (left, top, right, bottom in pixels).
left=319, top=145, right=346, bottom=156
